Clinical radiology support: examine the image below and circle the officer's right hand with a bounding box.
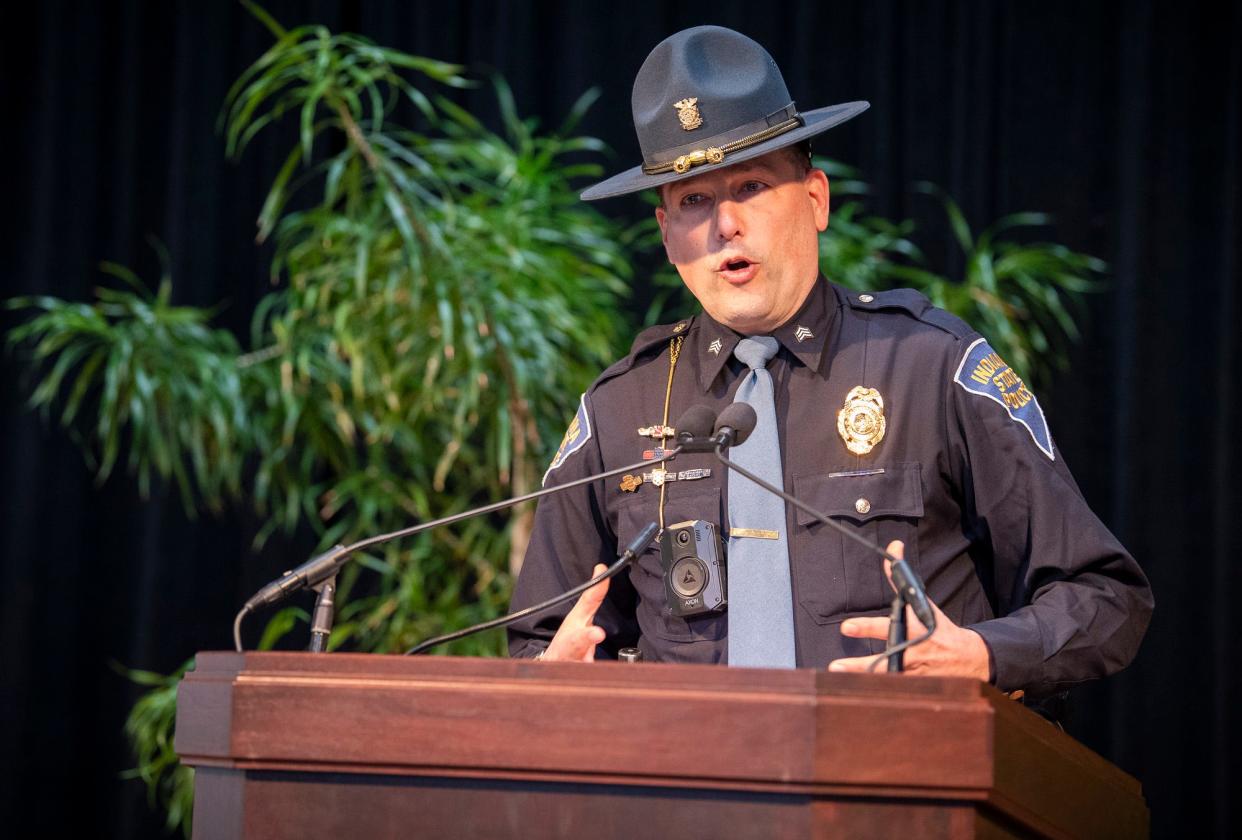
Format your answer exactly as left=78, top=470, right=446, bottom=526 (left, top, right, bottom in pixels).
left=541, top=563, right=610, bottom=662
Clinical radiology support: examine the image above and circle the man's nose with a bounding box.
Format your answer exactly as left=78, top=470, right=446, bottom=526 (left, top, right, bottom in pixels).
left=714, top=199, right=745, bottom=241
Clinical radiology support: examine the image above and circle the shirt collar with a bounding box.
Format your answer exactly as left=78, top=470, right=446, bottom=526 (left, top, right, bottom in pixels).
left=695, top=318, right=741, bottom=392
left=694, top=276, right=836, bottom=392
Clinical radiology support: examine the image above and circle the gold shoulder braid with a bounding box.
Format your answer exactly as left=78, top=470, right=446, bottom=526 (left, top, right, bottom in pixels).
left=658, top=335, right=684, bottom=532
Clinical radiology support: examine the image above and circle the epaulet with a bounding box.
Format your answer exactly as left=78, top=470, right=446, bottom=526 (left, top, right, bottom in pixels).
left=845, top=287, right=973, bottom=340
left=845, top=287, right=933, bottom=318
left=629, top=318, right=692, bottom=355
left=918, top=306, right=975, bottom=340
left=591, top=317, right=694, bottom=390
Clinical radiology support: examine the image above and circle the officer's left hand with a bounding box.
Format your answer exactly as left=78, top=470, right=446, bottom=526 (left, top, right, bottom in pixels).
left=828, top=540, right=991, bottom=681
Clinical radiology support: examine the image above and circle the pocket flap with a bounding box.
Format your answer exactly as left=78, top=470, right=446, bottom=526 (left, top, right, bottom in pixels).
left=792, top=463, right=923, bottom=525
left=616, top=486, right=723, bottom=551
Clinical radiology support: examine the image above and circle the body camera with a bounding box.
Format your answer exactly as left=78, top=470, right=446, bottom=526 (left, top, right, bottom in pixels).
left=659, top=519, right=727, bottom=617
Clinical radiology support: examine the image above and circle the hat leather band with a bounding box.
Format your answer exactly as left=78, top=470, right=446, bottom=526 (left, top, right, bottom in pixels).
left=641, top=105, right=804, bottom=176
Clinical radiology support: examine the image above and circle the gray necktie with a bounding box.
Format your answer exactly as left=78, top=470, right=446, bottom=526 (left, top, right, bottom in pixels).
left=727, top=336, right=797, bottom=668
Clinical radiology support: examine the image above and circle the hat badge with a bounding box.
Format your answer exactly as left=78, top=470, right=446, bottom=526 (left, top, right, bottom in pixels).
left=673, top=97, right=703, bottom=131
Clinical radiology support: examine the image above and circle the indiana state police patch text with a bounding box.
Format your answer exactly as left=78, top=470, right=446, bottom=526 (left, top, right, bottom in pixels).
left=953, top=338, right=1054, bottom=460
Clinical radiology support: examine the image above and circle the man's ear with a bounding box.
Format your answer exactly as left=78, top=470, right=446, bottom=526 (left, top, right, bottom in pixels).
left=805, top=168, right=830, bottom=232
left=654, top=205, right=671, bottom=257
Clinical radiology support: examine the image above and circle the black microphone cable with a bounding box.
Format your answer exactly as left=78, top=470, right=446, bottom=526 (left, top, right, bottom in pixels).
left=403, top=522, right=659, bottom=655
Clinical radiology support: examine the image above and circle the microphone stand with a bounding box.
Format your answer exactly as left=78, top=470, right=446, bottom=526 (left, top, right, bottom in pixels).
left=307, top=575, right=338, bottom=653
left=886, top=591, right=907, bottom=672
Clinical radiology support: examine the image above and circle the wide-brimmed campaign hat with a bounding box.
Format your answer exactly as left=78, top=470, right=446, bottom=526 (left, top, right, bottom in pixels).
left=581, top=26, right=869, bottom=201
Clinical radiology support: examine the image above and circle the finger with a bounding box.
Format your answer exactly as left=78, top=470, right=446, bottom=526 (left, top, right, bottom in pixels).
left=840, top=616, right=890, bottom=640
left=904, top=593, right=950, bottom=636
left=546, top=623, right=607, bottom=662
left=881, top=540, right=904, bottom=594
left=828, top=654, right=886, bottom=673
left=903, top=602, right=926, bottom=634
left=564, top=563, right=611, bottom=624
left=882, top=541, right=937, bottom=635
left=582, top=625, right=606, bottom=662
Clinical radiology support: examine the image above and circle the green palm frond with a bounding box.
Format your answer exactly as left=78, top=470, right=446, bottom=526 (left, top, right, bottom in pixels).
left=821, top=166, right=1103, bottom=388
left=6, top=7, right=636, bottom=834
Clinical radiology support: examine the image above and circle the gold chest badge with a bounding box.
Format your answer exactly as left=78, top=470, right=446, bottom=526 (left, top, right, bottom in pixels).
left=837, top=386, right=887, bottom=456
left=673, top=97, right=703, bottom=130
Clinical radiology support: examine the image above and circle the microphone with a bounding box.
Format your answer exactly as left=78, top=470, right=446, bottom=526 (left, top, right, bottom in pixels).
left=709, top=402, right=937, bottom=661
left=404, top=521, right=660, bottom=656
left=711, top=402, right=757, bottom=448
left=232, top=407, right=705, bottom=652
left=675, top=404, right=723, bottom=452
left=244, top=545, right=350, bottom=611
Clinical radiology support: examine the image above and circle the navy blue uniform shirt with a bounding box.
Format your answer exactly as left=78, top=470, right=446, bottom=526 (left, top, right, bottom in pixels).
left=508, top=279, right=1153, bottom=696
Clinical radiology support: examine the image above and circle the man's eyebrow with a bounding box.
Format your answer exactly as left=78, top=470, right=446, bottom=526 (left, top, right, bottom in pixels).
left=728, top=158, right=787, bottom=176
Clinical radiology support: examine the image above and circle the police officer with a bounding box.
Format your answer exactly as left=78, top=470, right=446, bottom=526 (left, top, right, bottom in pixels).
left=507, top=26, right=1152, bottom=698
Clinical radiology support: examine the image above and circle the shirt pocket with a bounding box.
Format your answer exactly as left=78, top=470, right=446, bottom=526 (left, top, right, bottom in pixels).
left=615, top=486, right=727, bottom=643
left=790, top=463, right=924, bottom=624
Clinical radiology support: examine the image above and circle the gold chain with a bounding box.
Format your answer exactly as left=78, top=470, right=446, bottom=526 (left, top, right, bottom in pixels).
left=657, top=335, right=684, bottom=531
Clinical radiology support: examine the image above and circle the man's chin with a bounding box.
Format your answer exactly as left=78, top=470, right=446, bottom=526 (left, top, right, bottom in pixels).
left=714, top=309, right=779, bottom=335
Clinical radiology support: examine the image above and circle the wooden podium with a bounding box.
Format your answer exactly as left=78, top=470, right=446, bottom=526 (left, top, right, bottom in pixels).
left=176, top=653, right=1146, bottom=839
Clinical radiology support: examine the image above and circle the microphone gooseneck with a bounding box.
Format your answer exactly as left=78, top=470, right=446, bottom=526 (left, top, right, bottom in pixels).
left=233, top=405, right=710, bottom=653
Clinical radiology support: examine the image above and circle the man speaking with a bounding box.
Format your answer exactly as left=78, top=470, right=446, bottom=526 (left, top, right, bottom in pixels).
left=507, top=25, right=1151, bottom=701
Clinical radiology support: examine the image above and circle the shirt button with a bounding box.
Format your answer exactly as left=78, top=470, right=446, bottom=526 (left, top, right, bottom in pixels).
left=855, top=498, right=871, bottom=514
left=858, top=294, right=874, bottom=303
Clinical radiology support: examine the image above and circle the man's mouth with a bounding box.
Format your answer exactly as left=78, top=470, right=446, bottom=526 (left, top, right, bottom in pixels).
left=718, top=256, right=759, bottom=284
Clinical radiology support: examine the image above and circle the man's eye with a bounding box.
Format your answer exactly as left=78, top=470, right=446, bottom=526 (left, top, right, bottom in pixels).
left=741, top=180, right=765, bottom=193
left=680, top=193, right=706, bottom=207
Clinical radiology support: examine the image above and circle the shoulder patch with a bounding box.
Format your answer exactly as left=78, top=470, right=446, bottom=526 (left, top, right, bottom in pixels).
left=954, top=338, right=1054, bottom=460
left=542, top=393, right=593, bottom=485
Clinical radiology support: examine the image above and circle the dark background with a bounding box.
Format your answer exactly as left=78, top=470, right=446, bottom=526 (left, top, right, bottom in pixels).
left=1, top=1, right=1237, bottom=837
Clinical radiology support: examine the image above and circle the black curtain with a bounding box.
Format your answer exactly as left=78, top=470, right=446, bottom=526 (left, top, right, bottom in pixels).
left=1, top=2, right=1237, bottom=837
